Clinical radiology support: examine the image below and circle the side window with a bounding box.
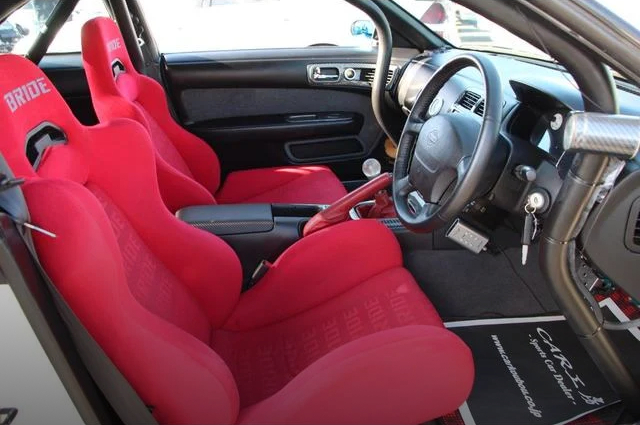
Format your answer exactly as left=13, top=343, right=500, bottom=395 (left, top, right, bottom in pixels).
left=137, top=0, right=373, bottom=53
left=3, top=0, right=109, bottom=55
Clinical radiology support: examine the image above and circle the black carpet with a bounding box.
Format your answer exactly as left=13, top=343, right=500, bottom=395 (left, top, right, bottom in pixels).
left=404, top=245, right=559, bottom=321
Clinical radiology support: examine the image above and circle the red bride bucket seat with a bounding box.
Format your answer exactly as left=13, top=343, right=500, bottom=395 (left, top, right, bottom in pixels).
left=81, top=17, right=348, bottom=212
left=0, top=54, right=473, bottom=424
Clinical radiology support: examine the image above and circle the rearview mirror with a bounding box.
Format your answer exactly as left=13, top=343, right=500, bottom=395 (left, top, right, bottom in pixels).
left=351, top=20, right=375, bottom=38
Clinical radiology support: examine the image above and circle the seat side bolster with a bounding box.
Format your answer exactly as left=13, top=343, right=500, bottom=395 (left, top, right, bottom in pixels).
left=87, top=120, right=243, bottom=327
left=137, top=76, right=222, bottom=194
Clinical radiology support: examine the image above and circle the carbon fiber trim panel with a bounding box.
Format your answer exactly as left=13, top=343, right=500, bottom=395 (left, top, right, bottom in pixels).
left=176, top=204, right=274, bottom=236
left=189, top=220, right=274, bottom=236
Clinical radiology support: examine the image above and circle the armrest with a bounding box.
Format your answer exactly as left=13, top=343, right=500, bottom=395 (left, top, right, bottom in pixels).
left=176, top=204, right=274, bottom=236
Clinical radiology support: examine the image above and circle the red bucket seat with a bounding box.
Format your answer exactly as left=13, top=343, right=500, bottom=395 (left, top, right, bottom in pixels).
left=81, top=17, right=348, bottom=212
left=0, top=54, right=473, bottom=424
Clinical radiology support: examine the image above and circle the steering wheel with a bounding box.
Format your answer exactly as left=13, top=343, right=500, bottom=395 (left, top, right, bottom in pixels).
left=393, top=54, right=504, bottom=232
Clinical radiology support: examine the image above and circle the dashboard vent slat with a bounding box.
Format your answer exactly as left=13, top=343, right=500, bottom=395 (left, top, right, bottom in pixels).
left=634, top=211, right=640, bottom=246
left=361, top=69, right=395, bottom=86
left=475, top=100, right=485, bottom=117
left=457, top=91, right=482, bottom=111
left=627, top=199, right=640, bottom=252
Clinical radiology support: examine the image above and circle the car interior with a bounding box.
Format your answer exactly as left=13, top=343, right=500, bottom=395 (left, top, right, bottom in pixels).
left=0, top=0, right=639, bottom=424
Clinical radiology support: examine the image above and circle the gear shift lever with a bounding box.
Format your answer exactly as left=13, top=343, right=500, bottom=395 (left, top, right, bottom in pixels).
left=303, top=172, right=392, bottom=237
left=361, top=158, right=395, bottom=219
left=362, top=158, right=382, bottom=180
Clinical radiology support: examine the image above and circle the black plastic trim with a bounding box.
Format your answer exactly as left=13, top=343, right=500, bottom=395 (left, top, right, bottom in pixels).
left=285, top=136, right=366, bottom=163
left=188, top=112, right=362, bottom=146
left=163, top=48, right=383, bottom=90
left=371, top=0, right=448, bottom=51
left=581, top=171, right=640, bottom=297
left=164, top=47, right=378, bottom=65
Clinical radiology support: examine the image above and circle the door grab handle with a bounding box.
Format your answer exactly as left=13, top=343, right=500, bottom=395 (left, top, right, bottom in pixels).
left=312, top=66, right=339, bottom=81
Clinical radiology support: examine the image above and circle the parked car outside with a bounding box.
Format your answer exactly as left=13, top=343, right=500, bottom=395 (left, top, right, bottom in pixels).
left=394, top=0, right=461, bottom=44
left=0, top=20, right=29, bottom=53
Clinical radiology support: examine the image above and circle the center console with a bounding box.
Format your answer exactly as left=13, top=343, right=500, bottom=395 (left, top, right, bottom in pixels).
left=176, top=160, right=434, bottom=287
left=176, top=203, right=324, bottom=284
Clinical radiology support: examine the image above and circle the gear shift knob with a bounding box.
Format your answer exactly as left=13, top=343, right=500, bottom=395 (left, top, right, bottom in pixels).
left=362, top=158, right=382, bottom=180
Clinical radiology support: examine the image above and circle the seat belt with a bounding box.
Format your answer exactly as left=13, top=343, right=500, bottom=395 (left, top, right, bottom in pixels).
left=0, top=160, right=158, bottom=425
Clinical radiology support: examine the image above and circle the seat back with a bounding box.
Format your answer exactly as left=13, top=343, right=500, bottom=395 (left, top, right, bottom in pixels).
left=0, top=54, right=242, bottom=424
left=81, top=17, right=221, bottom=212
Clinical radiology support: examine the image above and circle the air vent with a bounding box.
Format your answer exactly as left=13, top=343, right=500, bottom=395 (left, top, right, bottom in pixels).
left=475, top=100, right=485, bottom=117
left=626, top=198, right=640, bottom=252
left=634, top=210, right=640, bottom=246
left=361, top=68, right=395, bottom=86
left=457, top=91, right=482, bottom=111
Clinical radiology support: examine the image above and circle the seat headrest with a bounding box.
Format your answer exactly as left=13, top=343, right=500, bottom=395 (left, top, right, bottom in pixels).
left=82, top=17, right=139, bottom=101
left=0, top=54, right=87, bottom=179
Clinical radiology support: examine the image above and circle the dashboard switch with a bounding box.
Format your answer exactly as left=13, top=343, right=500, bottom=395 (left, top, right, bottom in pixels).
left=514, top=165, right=537, bottom=182
left=344, top=68, right=357, bottom=80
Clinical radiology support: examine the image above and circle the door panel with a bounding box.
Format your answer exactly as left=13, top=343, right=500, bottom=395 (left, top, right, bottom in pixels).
left=180, top=88, right=381, bottom=166
left=162, top=47, right=388, bottom=181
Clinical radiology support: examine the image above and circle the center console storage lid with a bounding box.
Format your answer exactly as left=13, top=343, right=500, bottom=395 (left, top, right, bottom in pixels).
left=176, top=204, right=274, bottom=236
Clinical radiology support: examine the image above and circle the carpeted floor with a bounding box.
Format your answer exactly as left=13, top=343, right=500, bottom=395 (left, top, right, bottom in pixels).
left=404, top=245, right=559, bottom=321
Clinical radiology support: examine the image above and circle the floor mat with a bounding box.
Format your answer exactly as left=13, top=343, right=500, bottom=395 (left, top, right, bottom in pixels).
left=442, top=313, right=635, bottom=425
left=439, top=403, right=624, bottom=425
left=405, top=247, right=558, bottom=320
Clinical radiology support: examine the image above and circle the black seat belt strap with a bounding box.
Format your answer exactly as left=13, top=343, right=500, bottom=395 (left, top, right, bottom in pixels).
left=0, top=161, right=157, bottom=425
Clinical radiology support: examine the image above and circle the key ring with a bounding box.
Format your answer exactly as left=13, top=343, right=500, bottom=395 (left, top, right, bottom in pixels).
left=525, top=202, right=537, bottom=215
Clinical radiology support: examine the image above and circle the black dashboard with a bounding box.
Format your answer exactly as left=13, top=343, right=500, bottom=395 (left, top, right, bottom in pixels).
left=392, top=48, right=640, bottom=216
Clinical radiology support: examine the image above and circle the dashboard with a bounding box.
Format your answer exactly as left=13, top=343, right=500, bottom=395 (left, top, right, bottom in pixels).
left=393, top=48, right=640, bottom=215
left=505, top=81, right=574, bottom=176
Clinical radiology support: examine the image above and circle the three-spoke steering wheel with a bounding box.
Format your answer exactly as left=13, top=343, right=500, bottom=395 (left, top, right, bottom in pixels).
left=393, top=54, right=504, bottom=232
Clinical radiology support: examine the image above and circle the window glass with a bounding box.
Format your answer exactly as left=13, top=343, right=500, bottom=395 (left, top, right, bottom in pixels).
left=392, top=0, right=550, bottom=61
left=137, top=0, right=373, bottom=53
left=1, top=0, right=58, bottom=54
left=595, top=0, right=640, bottom=30
left=3, top=0, right=109, bottom=55
left=48, top=0, right=109, bottom=53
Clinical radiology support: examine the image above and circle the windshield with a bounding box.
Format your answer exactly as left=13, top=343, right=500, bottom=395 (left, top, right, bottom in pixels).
left=596, top=0, right=640, bottom=29
left=395, top=0, right=639, bottom=61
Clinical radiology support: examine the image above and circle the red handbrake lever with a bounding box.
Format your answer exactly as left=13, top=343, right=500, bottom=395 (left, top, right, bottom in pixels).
left=303, top=172, right=392, bottom=237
